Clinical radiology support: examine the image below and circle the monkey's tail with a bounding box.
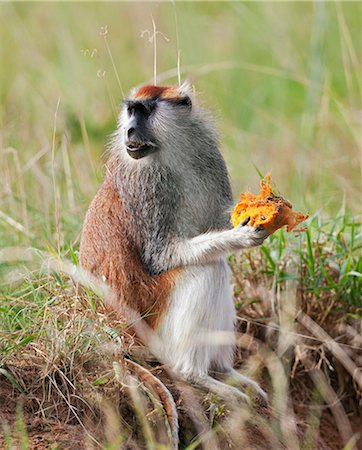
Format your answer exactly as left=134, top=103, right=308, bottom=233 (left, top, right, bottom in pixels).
left=125, top=358, right=179, bottom=450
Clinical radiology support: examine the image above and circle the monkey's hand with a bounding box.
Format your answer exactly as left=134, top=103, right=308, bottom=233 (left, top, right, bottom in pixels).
left=228, top=224, right=269, bottom=249
left=160, top=219, right=268, bottom=269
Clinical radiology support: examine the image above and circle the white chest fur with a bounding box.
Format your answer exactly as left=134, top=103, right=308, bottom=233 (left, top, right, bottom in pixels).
left=156, top=258, right=236, bottom=380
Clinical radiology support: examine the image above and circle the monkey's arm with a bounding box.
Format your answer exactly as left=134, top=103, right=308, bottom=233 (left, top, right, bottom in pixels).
left=161, top=225, right=268, bottom=270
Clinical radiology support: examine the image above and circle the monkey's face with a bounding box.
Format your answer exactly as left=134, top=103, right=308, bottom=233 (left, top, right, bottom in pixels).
left=120, top=85, right=193, bottom=161
left=122, top=98, right=159, bottom=160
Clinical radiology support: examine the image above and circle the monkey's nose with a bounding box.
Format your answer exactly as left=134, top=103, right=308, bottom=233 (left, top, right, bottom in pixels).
left=127, top=127, right=135, bottom=139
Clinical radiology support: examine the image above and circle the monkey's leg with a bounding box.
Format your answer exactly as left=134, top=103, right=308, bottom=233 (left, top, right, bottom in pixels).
left=190, top=375, right=250, bottom=405
left=162, top=224, right=268, bottom=270
left=214, top=369, right=268, bottom=405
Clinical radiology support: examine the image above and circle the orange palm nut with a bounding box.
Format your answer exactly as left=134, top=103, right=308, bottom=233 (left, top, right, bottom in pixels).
left=231, top=174, right=309, bottom=235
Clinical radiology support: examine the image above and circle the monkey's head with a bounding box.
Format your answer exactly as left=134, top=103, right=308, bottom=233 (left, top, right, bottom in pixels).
left=114, top=83, right=232, bottom=239
left=117, top=83, right=217, bottom=163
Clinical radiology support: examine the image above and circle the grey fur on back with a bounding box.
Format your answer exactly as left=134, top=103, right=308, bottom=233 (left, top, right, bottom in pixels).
left=112, top=97, right=233, bottom=276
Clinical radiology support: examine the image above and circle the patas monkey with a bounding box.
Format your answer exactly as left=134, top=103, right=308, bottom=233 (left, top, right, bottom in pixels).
left=80, top=83, right=268, bottom=403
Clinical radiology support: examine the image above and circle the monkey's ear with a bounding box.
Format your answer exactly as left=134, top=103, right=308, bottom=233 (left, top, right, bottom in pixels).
left=175, top=96, right=192, bottom=109
left=129, top=86, right=138, bottom=98
left=178, top=80, right=192, bottom=98
left=178, top=80, right=195, bottom=110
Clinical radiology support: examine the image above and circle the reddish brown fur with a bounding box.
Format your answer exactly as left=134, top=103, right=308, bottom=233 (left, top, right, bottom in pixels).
left=124, top=359, right=178, bottom=445
left=133, top=85, right=182, bottom=101
left=79, top=167, right=179, bottom=329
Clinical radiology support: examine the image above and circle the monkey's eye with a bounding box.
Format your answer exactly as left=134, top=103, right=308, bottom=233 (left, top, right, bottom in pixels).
left=175, top=96, right=192, bottom=109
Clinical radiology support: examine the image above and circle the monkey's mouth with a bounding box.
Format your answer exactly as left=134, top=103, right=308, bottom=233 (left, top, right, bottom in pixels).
left=126, top=140, right=158, bottom=160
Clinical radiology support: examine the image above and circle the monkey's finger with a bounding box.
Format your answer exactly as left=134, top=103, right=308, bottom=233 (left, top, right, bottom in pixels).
left=241, top=216, right=251, bottom=226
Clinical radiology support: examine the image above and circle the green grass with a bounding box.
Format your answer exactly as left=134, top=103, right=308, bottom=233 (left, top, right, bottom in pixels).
left=264, top=215, right=361, bottom=309
left=0, top=2, right=361, bottom=449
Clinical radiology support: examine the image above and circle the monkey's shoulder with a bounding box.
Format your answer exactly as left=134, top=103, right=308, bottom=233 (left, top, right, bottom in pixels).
left=79, top=177, right=130, bottom=271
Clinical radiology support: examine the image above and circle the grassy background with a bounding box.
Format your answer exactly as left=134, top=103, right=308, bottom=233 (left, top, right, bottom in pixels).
left=0, top=1, right=361, bottom=250
left=0, top=2, right=361, bottom=449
